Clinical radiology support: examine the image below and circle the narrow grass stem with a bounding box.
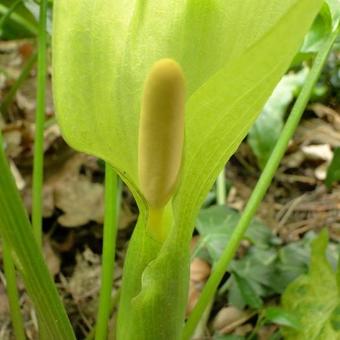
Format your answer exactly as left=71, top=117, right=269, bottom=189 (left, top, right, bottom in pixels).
left=0, top=52, right=37, bottom=117
left=2, top=242, right=26, bottom=340
left=182, top=27, right=339, bottom=340
left=95, top=164, right=119, bottom=340
left=32, top=0, right=48, bottom=244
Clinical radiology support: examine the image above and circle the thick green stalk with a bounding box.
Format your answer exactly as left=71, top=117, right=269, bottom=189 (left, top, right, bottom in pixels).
left=2, top=242, right=26, bottom=340
left=95, top=164, right=119, bottom=340
left=0, top=131, right=75, bottom=339
left=0, top=52, right=37, bottom=116
left=32, top=0, right=48, bottom=244
left=182, top=27, right=339, bottom=340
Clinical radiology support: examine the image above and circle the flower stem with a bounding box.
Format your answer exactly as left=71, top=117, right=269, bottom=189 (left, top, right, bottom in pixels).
left=32, top=0, right=48, bottom=244
left=95, top=163, right=119, bottom=340
left=182, top=26, right=339, bottom=340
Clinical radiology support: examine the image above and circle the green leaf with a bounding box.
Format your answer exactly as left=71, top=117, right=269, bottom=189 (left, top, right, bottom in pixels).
left=232, top=271, right=263, bottom=309
left=228, top=247, right=277, bottom=308
left=264, top=307, right=301, bottom=330
left=0, top=136, right=75, bottom=339
left=269, top=237, right=314, bottom=294
left=0, top=0, right=38, bottom=39
left=53, top=1, right=323, bottom=339
left=325, top=147, right=340, bottom=188
left=195, top=206, right=275, bottom=262
left=195, top=206, right=238, bottom=261
left=282, top=229, right=340, bottom=339
left=325, top=0, right=340, bottom=29
left=301, top=5, right=333, bottom=53
left=248, top=68, right=308, bottom=168
left=291, top=5, right=333, bottom=65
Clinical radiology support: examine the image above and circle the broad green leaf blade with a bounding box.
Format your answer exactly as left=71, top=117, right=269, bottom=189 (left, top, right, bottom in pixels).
left=282, top=230, right=340, bottom=339
left=0, top=138, right=75, bottom=339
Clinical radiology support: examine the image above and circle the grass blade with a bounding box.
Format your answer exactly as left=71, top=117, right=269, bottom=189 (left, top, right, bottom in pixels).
left=0, top=132, right=75, bottom=339
left=2, top=241, right=25, bottom=340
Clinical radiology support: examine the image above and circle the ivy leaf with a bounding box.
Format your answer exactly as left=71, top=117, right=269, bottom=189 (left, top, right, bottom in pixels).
left=248, top=68, right=308, bottom=168
left=195, top=205, right=275, bottom=262
left=264, top=307, right=301, bottom=330
left=53, top=1, right=323, bottom=339
left=231, top=271, right=263, bottom=309
left=282, top=230, right=340, bottom=339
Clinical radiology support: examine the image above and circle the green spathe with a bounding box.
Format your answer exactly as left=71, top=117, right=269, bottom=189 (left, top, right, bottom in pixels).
left=52, top=1, right=323, bottom=339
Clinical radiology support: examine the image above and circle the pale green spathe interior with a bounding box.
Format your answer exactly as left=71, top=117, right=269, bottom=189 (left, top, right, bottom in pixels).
left=53, top=0, right=321, bottom=210
left=52, top=1, right=323, bottom=339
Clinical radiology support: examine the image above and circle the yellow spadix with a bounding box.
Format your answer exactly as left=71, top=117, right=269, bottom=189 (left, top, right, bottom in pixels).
left=138, top=59, right=185, bottom=209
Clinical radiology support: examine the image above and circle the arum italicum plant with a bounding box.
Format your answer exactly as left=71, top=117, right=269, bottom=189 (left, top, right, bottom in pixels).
left=52, top=0, right=323, bottom=339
